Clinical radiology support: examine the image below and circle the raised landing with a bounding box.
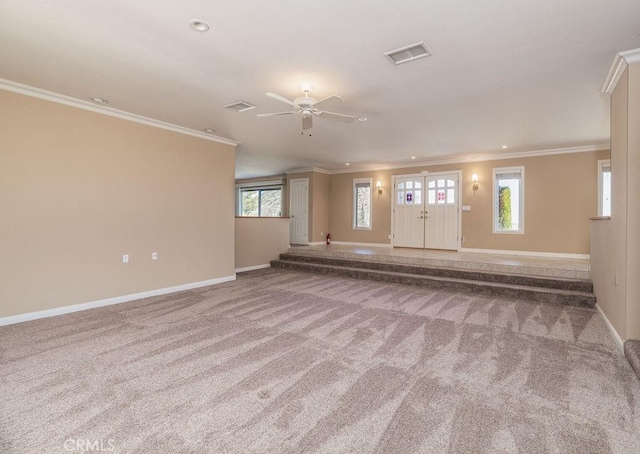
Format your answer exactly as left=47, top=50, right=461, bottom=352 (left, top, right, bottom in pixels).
left=273, top=245, right=595, bottom=307
left=288, top=244, right=591, bottom=280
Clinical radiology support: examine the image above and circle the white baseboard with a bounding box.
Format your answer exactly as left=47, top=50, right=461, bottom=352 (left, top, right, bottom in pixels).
left=460, top=247, right=590, bottom=260
left=235, top=264, right=271, bottom=273
left=595, top=304, right=624, bottom=351
left=0, top=275, right=237, bottom=327
left=330, top=241, right=393, bottom=248
left=308, top=242, right=326, bottom=246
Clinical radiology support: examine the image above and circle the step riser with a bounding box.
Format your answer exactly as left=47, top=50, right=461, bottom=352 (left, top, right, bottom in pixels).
left=279, top=254, right=593, bottom=293
left=271, top=261, right=595, bottom=308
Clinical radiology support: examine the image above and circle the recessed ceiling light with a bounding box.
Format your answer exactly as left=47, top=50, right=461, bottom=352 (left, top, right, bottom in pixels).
left=411, top=156, right=416, bottom=159
left=345, top=163, right=350, bottom=166
left=189, top=19, right=210, bottom=32
left=90, top=97, right=108, bottom=104
left=358, top=116, right=368, bottom=122
left=502, top=145, right=508, bottom=149
left=203, top=128, right=215, bottom=134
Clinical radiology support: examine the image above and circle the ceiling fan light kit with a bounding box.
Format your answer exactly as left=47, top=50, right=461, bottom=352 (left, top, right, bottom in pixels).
left=258, top=87, right=355, bottom=130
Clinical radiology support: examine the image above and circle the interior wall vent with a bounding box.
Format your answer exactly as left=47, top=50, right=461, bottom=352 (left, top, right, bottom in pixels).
left=384, top=41, right=432, bottom=65
left=224, top=101, right=256, bottom=112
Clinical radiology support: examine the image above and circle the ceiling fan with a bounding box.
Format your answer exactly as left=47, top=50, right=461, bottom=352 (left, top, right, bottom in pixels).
left=257, top=87, right=354, bottom=130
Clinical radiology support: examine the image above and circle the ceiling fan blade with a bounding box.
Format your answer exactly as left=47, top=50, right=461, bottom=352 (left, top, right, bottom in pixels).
left=313, top=95, right=344, bottom=108
left=316, top=111, right=355, bottom=123
left=302, top=115, right=313, bottom=130
left=257, top=111, right=296, bottom=117
left=265, top=92, right=299, bottom=108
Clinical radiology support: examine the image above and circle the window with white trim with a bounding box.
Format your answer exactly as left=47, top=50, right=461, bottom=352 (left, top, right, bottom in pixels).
left=493, top=167, right=524, bottom=234
left=598, top=160, right=611, bottom=217
left=353, top=178, right=372, bottom=230
left=236, top=180, right=284, bottom=217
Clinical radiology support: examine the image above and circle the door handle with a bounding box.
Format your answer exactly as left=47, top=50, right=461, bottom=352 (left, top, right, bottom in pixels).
left=418, top=216, right=424, bottom=219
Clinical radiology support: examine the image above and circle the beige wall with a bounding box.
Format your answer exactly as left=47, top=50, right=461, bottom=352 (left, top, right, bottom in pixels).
left=592, top=62, right=640, bottom=342
left=234, top=217, right=290, bottom=269
left=328, top=151, right=609, bottom=253
left=626, top=63, right=640, bottom=339
left=602, top=67, right=628, bottom=339
left=312, top=172, right=330, bottom=242
left=0, top=90, right=236, bottom=318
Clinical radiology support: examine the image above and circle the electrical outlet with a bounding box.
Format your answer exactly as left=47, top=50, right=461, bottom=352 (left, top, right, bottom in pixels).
left=152, top=252, right=158, bottom=260
left=122, top=254, right=129, bottom=263
left=461, top=236, right=465, bottom=243
left=615, top=273, right=619, bottom=285
left=320, top=231, right=323, bottom=237
left=388, top=234, right=391, bottom=240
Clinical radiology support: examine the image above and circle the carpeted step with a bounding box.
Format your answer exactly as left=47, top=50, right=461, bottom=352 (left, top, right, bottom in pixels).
left=624, top=340, right=640, bottom=381
left=270, top=259, right=596, bottom=307
left=278, top=253, right=593, bottom=293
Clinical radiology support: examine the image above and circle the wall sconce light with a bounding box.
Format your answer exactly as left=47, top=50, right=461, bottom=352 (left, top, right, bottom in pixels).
left=472, top=174, right=479, bottom=191
left=376, top=180, right=383, bottom=197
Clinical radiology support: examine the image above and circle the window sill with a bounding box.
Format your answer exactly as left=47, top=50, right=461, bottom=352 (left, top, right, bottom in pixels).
left=492, top=230, right=524, bottom=235
left=353, top=227, right=372, bottom=231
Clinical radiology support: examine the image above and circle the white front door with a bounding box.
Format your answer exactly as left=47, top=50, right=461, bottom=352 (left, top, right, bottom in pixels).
left=393, top=176, right=426, bottom=248
left=424, top=173, right=459, bottom=250
left=393, top=172, right=460, bottom=250
left=289, top=178, right=308, bottom=245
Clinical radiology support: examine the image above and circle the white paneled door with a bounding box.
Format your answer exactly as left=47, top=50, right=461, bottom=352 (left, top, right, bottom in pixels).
left=393, top=176, right=426, bottom=248
left=289, top=178, right=309, bottom=245
left=393, top=172, right=460, bottom=250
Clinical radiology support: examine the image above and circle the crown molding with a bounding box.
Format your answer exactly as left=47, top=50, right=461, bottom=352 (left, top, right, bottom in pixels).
left=285, top=167, right=330, bottom=175
left=601, top=48, right=640, bottom=94
left=620, top=47, right=640, bottom=65
left=324, top=144, right=609, bottom=175
left=602, top=54, right=628, bottom=94
left=0, top=79, right=240, bottom=147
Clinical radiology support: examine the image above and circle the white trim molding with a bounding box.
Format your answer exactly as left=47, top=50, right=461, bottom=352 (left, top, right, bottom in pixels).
left=601, top=48, right=640, bottom=94
left=330, top=241, right=393, bottom=248
left=285, top=167, right=330, bottom=175
left=0, top=275, right=236, bottom=327
left=285, top=144, right=608, bottom=177
left=620, top=47, right=640, bottom=65
left=0, top=78, right=239, bottom=147
left=596, top=304, right=624, bottom=350
left=235, top=264, right=271, bottom=273
left=460, top=248, right=590, bottom=260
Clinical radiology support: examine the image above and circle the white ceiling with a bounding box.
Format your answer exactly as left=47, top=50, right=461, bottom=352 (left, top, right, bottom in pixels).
left=1, top=0, right=639, bottom=178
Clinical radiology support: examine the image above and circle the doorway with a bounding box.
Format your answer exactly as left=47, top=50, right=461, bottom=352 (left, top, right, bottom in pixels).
left=392, top=171, right=461, bottom=250
left=289, top=178, right=309, bottom=245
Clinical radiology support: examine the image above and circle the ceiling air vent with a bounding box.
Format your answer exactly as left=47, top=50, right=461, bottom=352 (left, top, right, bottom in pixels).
left=384, top=41, right=432, bottom=65
left=224, top=101, right=256, bottom=112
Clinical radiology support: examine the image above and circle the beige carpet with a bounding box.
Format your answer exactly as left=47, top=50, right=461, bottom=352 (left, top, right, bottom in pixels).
left=1, top=268, right=639, bottom=453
